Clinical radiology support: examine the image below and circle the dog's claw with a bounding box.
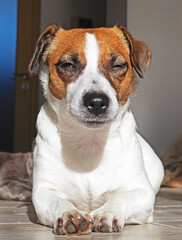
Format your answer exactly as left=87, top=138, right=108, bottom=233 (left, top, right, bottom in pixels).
left=55, top=218, right=65, bottom=235
left=113, top=218, right=122, bottom=232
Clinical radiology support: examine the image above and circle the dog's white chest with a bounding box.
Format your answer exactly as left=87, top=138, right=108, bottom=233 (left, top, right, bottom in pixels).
left=62, top=170, right=118, bottom=213
left=56, top=141, right=128, bottom=213
left=66, top=179, right=115, bottom=213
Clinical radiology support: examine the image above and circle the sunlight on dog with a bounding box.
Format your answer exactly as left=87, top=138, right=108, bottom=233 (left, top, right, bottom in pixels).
left=28, top=25, right=164, bottom=235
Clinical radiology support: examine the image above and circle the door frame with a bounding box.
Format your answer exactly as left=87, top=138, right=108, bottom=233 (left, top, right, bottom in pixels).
left=13, top=0, right=41, bottom=152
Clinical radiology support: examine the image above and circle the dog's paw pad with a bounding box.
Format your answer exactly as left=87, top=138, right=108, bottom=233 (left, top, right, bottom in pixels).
left=54, top=210, right=93, bottom=235
left=93, top=212, right=123, bottom=233
left=65, top=220, right=77, bottom=234
left=94, top=215, right=112, bottom=233
left=79, top=216, right=89, bottom=232
left=100, top=222, right=110, bottom=233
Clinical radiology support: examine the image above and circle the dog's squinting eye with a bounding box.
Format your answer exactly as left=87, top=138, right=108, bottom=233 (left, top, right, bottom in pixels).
left=111, top=62, right=128, bottom=71
left=58, top=62, right=76, bottom=69
left=56, top=60, right=78, bottom=78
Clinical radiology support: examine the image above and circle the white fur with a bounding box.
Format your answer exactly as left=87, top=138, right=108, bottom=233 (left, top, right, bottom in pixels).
left=32, top=33, right=164, bottom=232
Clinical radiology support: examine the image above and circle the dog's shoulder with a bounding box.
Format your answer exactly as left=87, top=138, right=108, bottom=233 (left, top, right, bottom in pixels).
left=116, top=109, right=138, bottom=142
left=36, top=102, right=60, bottom=143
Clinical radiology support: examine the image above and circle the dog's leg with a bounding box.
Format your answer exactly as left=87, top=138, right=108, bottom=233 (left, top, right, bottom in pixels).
left=90, top=189, right=155, bottom=233
left=33, top=188, right=93, bottom=235
left=137, top=133, right=164, bottom=194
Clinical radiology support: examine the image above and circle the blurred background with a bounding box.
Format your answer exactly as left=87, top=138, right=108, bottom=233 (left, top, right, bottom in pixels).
left=0, top=0, right=181, bottom=161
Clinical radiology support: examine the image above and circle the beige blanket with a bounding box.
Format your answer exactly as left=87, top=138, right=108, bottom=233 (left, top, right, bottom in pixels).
left=162, top=138, right=182, bottom=188
left=0, top=152, right=33, bottom=201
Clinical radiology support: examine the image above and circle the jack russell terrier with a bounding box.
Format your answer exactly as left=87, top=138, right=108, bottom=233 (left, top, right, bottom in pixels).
left=28, top=25, right=164, bottom=235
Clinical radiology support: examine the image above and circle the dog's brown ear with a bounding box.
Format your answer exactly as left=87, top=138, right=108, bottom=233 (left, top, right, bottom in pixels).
left=119, top=26, right=151, bottom=78
left=28, top=24, right=60, bottom=76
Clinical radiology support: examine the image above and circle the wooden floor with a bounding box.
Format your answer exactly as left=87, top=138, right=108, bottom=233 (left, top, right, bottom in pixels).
left=0, top=188, right=182, bottom=240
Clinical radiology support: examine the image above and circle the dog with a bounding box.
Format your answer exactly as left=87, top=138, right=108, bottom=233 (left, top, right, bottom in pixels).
left=28, top=25, right=164, bottom=235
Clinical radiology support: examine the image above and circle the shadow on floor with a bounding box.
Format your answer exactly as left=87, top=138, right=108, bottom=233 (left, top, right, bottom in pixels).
left=27, top=203, right=39, bottom=224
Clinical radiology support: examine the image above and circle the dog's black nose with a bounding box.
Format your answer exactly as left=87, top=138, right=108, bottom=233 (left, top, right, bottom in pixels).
left=83, top=93, right=109, bottom=116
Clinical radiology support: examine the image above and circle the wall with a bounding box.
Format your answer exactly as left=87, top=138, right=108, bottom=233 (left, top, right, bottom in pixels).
left=106, top=0, right=126, bottom=27
left=41, top=0, right=106, bottom=31
left=127, top=0, right=182, bottom=157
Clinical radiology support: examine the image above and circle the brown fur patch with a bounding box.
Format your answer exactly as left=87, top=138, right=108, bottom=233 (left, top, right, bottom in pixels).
left=28, top=25, right=60, bottom=76
left=120, top=26, right=151, bottom=78
left=46, top=29, right=87, bottom=99
left=94, top=27, right=133, bottom=104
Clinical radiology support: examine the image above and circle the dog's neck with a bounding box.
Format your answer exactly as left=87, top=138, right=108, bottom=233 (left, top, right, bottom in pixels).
left=47, top=96, right=134, bottom=172
left=57, top=100, right=129, bottom=148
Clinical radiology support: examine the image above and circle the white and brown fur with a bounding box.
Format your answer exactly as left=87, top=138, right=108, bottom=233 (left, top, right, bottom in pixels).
left=28, top=25, right=164, bottom=235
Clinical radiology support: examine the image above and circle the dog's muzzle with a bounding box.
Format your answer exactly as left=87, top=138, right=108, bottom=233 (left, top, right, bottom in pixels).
left=83, top=92, right=109, bottom=116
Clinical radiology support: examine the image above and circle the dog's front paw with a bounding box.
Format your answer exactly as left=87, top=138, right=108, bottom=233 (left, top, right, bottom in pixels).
left=54, top=210, right=93, bottom=235
left=92, top=212, right=123, bottom=233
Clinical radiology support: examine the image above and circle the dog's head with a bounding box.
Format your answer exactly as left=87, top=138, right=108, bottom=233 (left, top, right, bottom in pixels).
left=29, top=25, right=151, bottom=128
